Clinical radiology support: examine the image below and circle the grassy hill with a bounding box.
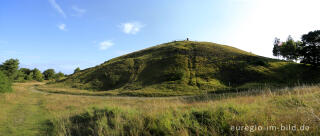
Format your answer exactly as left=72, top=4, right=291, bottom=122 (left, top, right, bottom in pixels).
left=57, top=41, right=320, bottom=96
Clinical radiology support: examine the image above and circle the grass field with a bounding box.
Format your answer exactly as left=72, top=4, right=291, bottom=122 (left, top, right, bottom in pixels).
left=1, top=82, right=320, bottom=135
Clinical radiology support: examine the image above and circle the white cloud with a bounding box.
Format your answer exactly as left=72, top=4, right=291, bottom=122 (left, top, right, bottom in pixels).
left=121, top=22, right=144, bottom=34
left=71, top=5, right=86, bottom=17
left=99, top=41, right=114, bottom=50
left=58, top=24, right=67, bottom=31
left=48, top=0, right=66, bottom=18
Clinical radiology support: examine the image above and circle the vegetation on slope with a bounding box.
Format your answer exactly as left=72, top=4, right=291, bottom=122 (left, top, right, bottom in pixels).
left=58, top=41, right=320, bottom=95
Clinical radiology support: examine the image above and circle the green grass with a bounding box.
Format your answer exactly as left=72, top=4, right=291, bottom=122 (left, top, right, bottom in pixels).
left=0, top=83, right=50, bottom=135
left=56, top=41, right=320, bottom=96
left=1, top=82, right=320, bottom=136
left=51, top=84, right=320, bottom=136
left=36, top=83, right=205, bottom=97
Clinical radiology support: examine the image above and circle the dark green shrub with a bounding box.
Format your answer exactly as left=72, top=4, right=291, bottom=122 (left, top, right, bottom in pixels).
left=32, top=68, right=44, bottom=82
left=192, top=108, right=231, bottom=135
left=54, top=72, right=65, bottom=80
left=0, top=59, right=19, bottom=80
left=74, top=67, right=81, bottom=73
left=58, top=107, right=236, bottom=136
left=69, top=108, right=119, bottom=136
left=0, top=70, right=12, bottom=93
left=250, top=60, right=267, bottom=66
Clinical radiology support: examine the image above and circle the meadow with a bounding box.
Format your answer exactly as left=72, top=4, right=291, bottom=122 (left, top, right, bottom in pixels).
left=1, top=82, right=320, bottom=136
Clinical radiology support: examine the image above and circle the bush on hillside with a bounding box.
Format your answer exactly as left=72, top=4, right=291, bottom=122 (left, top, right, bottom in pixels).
left=54, top=72, right=65, bottom=81
left=74, top=67, right=81, bottom=73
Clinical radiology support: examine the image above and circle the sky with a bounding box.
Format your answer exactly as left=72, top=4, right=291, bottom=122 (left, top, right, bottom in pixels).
left=1, top=0, right=320, bottom=74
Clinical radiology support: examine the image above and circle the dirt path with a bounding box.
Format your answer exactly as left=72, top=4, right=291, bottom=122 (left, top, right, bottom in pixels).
left=30, top=86, right=190, bottom=100
left=0, top=83, right=51, bottom=136
left=0, top=82, right=194, bottom=136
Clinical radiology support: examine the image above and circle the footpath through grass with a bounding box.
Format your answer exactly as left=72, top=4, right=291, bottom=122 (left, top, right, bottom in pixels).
left=1, top=82, right=320, bottom=136
left=0, top=82, right=182, bottom=135
left=0, top=82, right=50, bottom=136
left=0, top=82, right=137, bottom=135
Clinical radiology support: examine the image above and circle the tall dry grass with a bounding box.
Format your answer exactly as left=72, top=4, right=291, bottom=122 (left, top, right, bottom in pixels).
left=48, top=84, right=320, bottom=136
left=1, top=82, right=320, bottom=135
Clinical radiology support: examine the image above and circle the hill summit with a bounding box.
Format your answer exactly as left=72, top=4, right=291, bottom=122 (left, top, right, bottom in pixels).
left=60, top=41, right=320, bottom=95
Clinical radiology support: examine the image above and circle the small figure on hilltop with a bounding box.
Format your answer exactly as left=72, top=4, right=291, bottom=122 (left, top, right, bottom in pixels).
left=186, top=38, right=189, bottom=41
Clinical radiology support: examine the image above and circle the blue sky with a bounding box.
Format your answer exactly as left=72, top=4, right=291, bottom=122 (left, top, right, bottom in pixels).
left=1, top=0, right=320, bottom=74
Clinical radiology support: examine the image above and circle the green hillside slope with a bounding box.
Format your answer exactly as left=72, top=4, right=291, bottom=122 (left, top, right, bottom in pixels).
left=59, top=41, right=320, bottom=95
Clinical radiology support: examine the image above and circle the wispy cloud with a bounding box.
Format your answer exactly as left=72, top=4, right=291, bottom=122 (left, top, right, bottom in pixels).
left=48, top=0, right=66, bottom=18
left=58, top=24, right=67, bottom=31
left=99, top=41, right=114, bottom=50
left=71, top=5, right=86, bottom=17
left=121, top=22, right=144, bottom=34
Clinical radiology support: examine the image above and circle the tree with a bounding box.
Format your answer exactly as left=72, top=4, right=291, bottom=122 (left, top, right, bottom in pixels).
left=273, top=37, right=281, bottom=57
left=32, top=68, right=44, bottom=81
left=18, top=68, right=32, bottom=80
left=26, top=72, right=33, bottom=80
left=0, top=59, right=19, bottom=80
left=43, top=69, right=55, bottom=80
left=20, top=68, right=32, bottom=75
left=300, top=30, right=320, bottom=66
left=55, top=72, right=65, bottom=80
left=280, top=36, right=300, bottom=61
left=15, top=70, right=27, bottom=81
left=272, top=36, right=301, bottom=61
left=74, top=67, right=81, bottom=73
left=0, top=70, right=12, bottom=93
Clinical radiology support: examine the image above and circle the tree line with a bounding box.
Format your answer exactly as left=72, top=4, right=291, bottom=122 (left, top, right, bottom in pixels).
left=273, top=30, right=320, bottom=66
left=0, top=59, right=71, bottom=93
